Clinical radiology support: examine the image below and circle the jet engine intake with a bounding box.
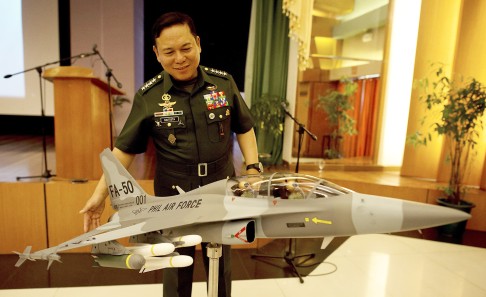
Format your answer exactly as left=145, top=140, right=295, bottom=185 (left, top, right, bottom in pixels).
left=164, top=220, right=256, bottom=245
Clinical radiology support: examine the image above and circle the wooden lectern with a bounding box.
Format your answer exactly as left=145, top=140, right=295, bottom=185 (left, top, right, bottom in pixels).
left=43, top=66, right=124, bottom=180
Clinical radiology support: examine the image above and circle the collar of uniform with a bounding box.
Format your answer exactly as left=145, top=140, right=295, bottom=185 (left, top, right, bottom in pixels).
left=161, top=71, right=174, bottom=94
left=160, top=67, right=209, bottom=94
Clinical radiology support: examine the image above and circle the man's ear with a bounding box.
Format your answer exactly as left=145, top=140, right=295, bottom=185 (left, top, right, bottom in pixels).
left=196, top=36, right=202, bottom=53
left=153, top=45, right=160, bottom=62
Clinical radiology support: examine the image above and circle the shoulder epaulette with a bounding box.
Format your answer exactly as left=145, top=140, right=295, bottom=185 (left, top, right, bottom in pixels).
left=139, top=73, right=163, bottom=93
left=203, top=67, right=230, bottom=79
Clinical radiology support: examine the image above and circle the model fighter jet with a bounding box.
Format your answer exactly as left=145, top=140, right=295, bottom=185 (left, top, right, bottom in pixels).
left=14, top=148, right=470, bottom=272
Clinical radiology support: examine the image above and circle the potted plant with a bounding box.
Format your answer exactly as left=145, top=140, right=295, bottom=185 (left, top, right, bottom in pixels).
left=408, top=63, right=486, bottom=239
left=250, top=94, right=288, bottom=165
left=251, top=94, right=287, bottom=137
left=317, top=77, right=358, bottom=159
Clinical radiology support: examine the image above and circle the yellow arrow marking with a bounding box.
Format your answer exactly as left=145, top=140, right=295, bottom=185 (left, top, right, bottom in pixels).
left=305, top=217, right=332, bottom=225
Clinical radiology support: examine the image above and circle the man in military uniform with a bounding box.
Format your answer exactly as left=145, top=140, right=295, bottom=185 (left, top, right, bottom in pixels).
left=80, top=12, right=261, bottom=297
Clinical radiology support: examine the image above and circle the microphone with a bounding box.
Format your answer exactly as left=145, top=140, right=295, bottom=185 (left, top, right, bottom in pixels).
left=281, top=101, right=318, bottom=141
left=281, top=101, right=292, bottom=117
left=91, top=44, right=123, bottom=88
left=309, top=131, right=318, bottom=141
left=4, top=74, right=12, bottom=79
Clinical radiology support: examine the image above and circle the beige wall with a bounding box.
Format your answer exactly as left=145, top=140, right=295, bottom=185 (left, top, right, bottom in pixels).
left=445, top=0, right=486, bottom=187
left=70, top=0, right=143, bottom=136
left=401, top=0, right=486, bottom=190
left=401, top=0, right=463, bottom=180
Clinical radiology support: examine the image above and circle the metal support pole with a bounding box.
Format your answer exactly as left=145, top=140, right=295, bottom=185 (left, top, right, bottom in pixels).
left=206, top=242, right=222, bottom=297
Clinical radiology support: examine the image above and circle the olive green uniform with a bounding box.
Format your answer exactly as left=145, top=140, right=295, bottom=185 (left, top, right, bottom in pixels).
left=115, top=65, right=254, bottom=297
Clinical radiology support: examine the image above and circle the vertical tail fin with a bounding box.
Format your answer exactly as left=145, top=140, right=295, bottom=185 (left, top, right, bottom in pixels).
left=100, top=148, right=148, bottom=211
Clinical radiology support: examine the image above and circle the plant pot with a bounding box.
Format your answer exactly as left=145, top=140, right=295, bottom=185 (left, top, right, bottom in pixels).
left=436, top=198, right=475, bottom=243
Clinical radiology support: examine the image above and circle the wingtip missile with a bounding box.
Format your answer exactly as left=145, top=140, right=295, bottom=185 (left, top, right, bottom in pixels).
left=47, top=256, right=62, bottom=270
left=13, top=246, right=33, bottom=267
left=13, top=246, right=61, bottom=269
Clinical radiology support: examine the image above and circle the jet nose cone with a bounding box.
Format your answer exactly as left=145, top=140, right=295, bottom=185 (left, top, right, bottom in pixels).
left=402, top=201, right=471, bottom=231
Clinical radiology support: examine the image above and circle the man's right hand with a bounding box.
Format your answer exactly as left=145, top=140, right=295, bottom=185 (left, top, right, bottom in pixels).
left=79, top=194, right=106, bottom=233
left=79, top=148, right=135, bottom=233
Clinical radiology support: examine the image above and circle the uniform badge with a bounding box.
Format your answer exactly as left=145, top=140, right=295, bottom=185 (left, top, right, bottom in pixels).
left=206, top=84, right=217, bottom=91
left=159, top=93, right=177, bottom=111
left=168, top=134, right=176, bottom=145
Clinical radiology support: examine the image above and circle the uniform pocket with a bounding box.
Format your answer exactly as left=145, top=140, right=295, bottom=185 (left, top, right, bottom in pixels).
left=205, top=107, right=231, bottom=143
left=153, top=115, right=187, bottom=147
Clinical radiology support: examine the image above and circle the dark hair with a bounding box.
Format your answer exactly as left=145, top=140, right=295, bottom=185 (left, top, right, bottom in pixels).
left=151, top=12, right=197, bottom=46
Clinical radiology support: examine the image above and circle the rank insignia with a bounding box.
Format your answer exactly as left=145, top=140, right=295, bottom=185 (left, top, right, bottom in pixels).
left=141, top=77, right=158, bottom=91
left=203, top=91, right=228, bottom=110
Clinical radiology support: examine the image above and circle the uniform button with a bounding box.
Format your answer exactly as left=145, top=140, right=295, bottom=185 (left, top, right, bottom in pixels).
left=167, top=123, right=172, bottom=127
left=219, top=115, right=223, bottom=119
left=209, top=113, right=215, bottom=119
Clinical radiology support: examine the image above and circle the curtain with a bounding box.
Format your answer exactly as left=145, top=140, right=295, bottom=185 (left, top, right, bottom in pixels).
left=249, top=0, right=290, bottom=165
left=341, top=77, right=381, bottom=158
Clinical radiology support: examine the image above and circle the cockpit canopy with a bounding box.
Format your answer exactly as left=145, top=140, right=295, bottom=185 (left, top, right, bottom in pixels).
left=227, top=172, right=351, bottom=199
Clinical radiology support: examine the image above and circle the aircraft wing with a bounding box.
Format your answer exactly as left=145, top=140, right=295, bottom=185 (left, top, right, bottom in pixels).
left=28, top=213, right=200, bottom=261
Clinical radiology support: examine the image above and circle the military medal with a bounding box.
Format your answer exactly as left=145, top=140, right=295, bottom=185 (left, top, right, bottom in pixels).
left=203, top=91, right=228, bottom=110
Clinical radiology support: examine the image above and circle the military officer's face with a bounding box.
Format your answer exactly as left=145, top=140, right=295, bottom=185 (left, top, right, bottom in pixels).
left=153, top=23, right=201, bottom=82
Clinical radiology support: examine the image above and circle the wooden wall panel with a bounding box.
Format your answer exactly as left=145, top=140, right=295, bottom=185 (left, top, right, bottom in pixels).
left=293, top=81, right=335, bottom=158
left=46, top=181, right=110, bottom=253
left=0, top=182, right=47, bottom=253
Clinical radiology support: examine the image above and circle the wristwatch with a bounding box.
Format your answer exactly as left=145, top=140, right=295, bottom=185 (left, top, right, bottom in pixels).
left=246, top=162, right=263, bottom=173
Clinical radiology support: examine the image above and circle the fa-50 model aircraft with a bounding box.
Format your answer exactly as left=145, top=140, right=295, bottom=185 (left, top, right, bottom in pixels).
left=14, top=148, right=470, bottom=273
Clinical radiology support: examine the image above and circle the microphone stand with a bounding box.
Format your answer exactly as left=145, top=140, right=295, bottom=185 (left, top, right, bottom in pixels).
left=282, top=105, right=318, bottom=173
left=4, top=51, right=97, bottom=181
left=251, top=103, right=318, bottom=283
left=92, top=45, right=122, bottom=149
